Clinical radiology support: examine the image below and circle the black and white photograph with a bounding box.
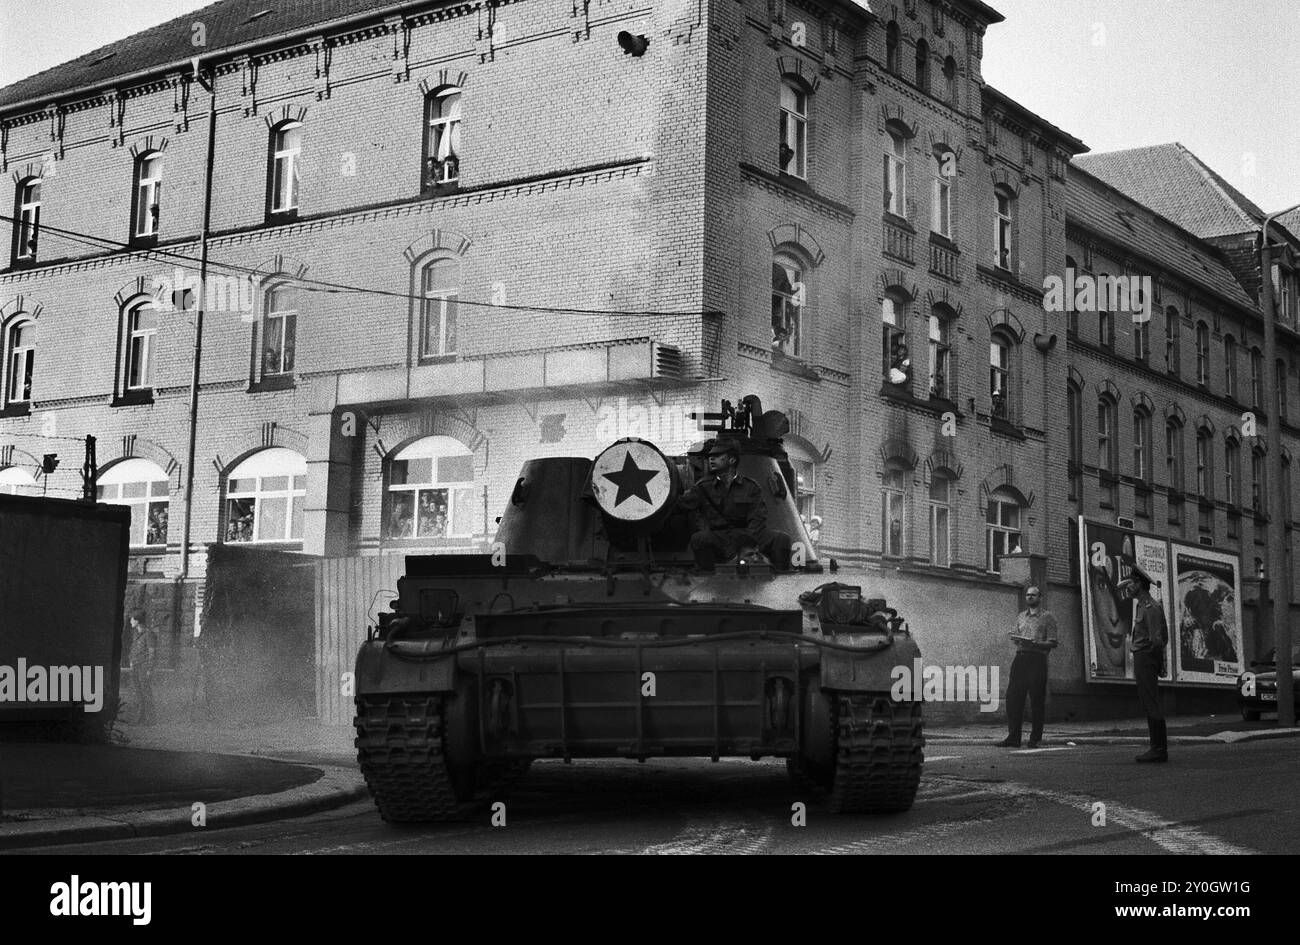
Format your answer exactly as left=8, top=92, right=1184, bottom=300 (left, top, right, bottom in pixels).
left=0, top=0, right=1295, bottom=915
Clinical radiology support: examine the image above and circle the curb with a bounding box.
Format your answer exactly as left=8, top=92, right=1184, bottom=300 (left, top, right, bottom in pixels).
left=0, top=764, right=366, bottom=852
left=927, top=727, right=1300, bottom=747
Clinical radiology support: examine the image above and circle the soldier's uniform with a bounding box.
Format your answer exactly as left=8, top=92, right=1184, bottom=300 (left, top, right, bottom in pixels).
left=679, top=472, right=791, bottom=570
left=1129, top=571, right=1169, bottom=762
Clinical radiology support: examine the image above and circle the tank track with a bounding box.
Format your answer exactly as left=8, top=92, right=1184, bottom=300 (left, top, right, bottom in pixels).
left=825, top=695, right=924, bottom=814
left=354, top=694, right=468, bottom=823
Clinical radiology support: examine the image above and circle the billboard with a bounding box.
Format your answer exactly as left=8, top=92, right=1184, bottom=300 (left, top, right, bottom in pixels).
left=1078, top=517, right=1243, bottom=687
left=1169, top=544, right=1244, bottom=685
left=1078, top=518, right=1173, bottom=683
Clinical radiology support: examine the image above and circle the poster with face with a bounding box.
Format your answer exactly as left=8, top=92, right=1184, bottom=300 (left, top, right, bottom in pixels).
left=1078, top=518, right=1173, bottom=682
left=1170, top=544, right=1244, bottom=686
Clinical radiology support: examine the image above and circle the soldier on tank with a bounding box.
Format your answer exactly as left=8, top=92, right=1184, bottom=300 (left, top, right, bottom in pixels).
left=678, top=438, right=793, bottom=572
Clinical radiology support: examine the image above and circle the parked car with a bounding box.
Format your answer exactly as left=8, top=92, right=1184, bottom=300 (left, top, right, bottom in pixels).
left=1236, top=648, right=1300, bottom=721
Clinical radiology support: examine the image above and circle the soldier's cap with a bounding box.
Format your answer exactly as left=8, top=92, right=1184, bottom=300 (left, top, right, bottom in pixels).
left=707, top=438, right=740, bottom=457
left=1123, top=558, right=1155, bottom=588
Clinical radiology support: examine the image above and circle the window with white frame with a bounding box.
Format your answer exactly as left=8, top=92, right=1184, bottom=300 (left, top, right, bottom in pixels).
left=1133, top=408, right=1151, bottom=482
left=1164, top=306, right=1180, bottom=374
left=1225, top=439, right=1240, bottom=507
left=224, top=448, right=307, bottom=543
left=985, top=488, right=1022, bottom=573
left=1098, top=395, right=1117, bottom=506
left=269, top=122, right=302, bottom=214
left=928, top=474, right=951, bottom=567
left=792, top=457, right=816, bottom=520
left=0, top=466, right=38, bottom=495
left=881, top=468, right=907, bottom=558
left=882, top=293, right=909, bottom=385
left=125, top=303, right=156, bottom=391
left=14, top=179, right=40, bottom=260
left=386, top=436, right=476, bottom=539
left=994, top=186, right=1015, bottom=270
left=1250, top=347, right=1262, bottom=407
left=778, top=81, right=808, bottom=179
left=884, top=130, right=907, bottom=217
left=1197, top=428, right=1214, bottom=535
left=424, top=89, right=462, bottom=188
left=261, top=284, right=297, bottom=378
left=133, top=153, right=162, bottom=238
left=771, top=254, right=804, bottom=357
left=1166, top=418, right=1184, bottom=493
left=989, top=334, right=1011, bottom=419
left=1224, top=334, right=1238, bottom=398
left=419, top=258, right=459, bottom=359
left=1134, top=314, right=1150, bottom=361
left=7, top=320, right=34, bottom=404
left=98, top=458, right=170, bottom=547
left=928, top=308, right=952, bottom=399
left=931, top=149, right=953, bottom=238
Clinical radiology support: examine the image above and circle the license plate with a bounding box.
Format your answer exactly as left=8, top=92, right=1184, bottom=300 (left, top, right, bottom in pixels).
left=1262, top=693, right=1278, bottom=702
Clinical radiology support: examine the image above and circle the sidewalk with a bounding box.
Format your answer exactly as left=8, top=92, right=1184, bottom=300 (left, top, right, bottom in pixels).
left=1, top=713, right=1295, bottom=851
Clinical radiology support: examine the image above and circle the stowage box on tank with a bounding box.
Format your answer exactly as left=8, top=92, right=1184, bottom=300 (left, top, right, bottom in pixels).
left=354, top=395, right=924, bottom=821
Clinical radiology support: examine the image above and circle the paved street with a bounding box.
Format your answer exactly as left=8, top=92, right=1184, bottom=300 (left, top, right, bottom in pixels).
left=15, top=738, right=1297, bottom=855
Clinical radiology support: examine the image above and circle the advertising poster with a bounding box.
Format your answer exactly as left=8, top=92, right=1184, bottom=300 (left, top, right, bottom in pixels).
left=1078, top=518, right=1173, bottom=683
left=1170, top=544, right=1245, bottom=686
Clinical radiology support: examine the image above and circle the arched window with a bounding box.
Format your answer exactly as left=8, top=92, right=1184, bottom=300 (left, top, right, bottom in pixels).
left=13, top=178, right=40, bottom=262
left=419, top=257, right=460, bottom=359
left=989, top=332, right=1012, bottom=420
left=985, top=487, right=1022, bottom=574
left=881, top=466, right=908, bottom=558
left=124, top=302, right=157, bottom=392
left=1164, top=306, right=1180, bottom=374
left=424, top=88, right=462, bottom=188
left=915, top=38, right=931, bottom=93
left=1195, top=321, right=1210, bottom=384
left=778, top=80, right=808, bottom=179
left=1166, top=417, right=1185, bottom=493
left=885, top=21, right=900, bottom=73
left=132, top=152, right=162, bottom=239
left=1250, top=346, right=1263, bottom=407
left=1196, top=427, right=1214, bottom=533
left=0, top=466, right=38, bottom=495
left=5, top=319, right=34, bottom=405
left=994, top=186, right=1015, bottom=270
left=386, top=436, right=476, bottom=539
left=98, top=458, right=170, bottom=547
left=931, top=147, right=954, bottom=238
left=771, top=253, right=804, bottom=358
left=928, top=304, right=953, bottom=399
left=1225, top=436, right=1242, bottom=539
left=261, top=284, right=297, bottom=379
left=1224, top=334, right=1237, bottom=397
left=928, top=473, right=952, bottom=567
left=1133, top=407, right=1152, bottom=517
left=224, top=448, right=306, bottom=543
left=882, top=291, right=910, bottom=387
left=943, top=55, right=958, bottom=105
left=884, top=127, right=908, bottom=217
left=1097, top=395, right=1118, bottom=506
left=268, top=121, right=302, bottom=215
left=1067, top=382, right=1083, bottom=502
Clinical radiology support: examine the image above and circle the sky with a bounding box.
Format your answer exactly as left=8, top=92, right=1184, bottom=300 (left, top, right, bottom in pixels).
left=1, top=0, right=1297, bottom=213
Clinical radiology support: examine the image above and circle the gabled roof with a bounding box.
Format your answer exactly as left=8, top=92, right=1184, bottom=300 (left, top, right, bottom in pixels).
left=1074, top=143, right=1267, bottom=239
left=1067, top=164, right=1255, bottom=312
left=0, top=0, right=426, bottom=115
left=1277, top=208, right=1300, bottom=243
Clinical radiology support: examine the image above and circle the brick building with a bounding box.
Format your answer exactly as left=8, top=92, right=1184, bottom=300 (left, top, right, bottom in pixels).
left=1, top=0, right=1296, bottom=714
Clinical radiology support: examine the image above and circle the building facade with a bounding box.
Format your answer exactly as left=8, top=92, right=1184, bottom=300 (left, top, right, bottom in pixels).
left=2, top=0, right=1296, bottom=710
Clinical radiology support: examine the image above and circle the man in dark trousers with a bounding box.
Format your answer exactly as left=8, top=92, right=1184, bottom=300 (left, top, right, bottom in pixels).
left=997, top=585, right=1058, bottom=748
left=124, top=611, right=158, bottom=725
left=678, top=439, right=792, bottom=571
left=1126, top=566, right=1169, bottom=763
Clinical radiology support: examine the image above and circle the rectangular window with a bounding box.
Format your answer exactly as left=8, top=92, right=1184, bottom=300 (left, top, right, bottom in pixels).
left=8, top=323, right=33, bottom=403
left=989, top=340, right=1009, bottom=419
left=779, top=84, right=808, bottom=180
left=884, top=134, right=907, bottom=217
left=931, top=172, right=951, bottom=238
left=126, top=306, right=156, bottom=390
left=134, top=155, right=162, bottom=237
left=928, top=314, right=950, bottom=399
left=985, top=499, right=1021, bottom=574
left=271, top=125, right=302, bottom=213
left=1164, top=309, right=1180, bottom=374
left=994, top=191, right=1013, bottom=270
left=1134, top=319, right=1149, bottom=361
left=16, top=181, right=40, bottom=260
left=882, top=487, right=905, bottom=557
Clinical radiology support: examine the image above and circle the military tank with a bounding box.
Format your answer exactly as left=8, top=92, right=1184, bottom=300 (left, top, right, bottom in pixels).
left=354, top=395, right=924, bottom=820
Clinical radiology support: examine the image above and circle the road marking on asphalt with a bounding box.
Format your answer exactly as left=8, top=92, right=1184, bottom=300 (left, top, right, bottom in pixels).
left=639, top=816, right=773, bottom=854
left=1012, top=746, right=1075, bottom=754
left=923, top=755, right=962, bottom=762
left=969, top=779, right=1256, bottom=855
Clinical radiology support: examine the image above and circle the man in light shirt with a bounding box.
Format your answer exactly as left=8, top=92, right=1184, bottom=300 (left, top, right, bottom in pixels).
left=997, top=585, right=1059, bottom=748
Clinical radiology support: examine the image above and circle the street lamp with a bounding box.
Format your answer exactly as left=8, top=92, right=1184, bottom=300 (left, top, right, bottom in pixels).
left=1257, top=201, right=1300, bottom=728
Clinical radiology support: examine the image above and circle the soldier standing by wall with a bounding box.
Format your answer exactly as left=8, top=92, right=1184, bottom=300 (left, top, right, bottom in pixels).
left=1125, top=566, right=1169, bottom=763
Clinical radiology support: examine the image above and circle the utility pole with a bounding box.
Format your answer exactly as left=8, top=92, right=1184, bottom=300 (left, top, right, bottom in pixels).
left=1258, top=202, right=1300, bottom=728
left=177, top=61, right=217, bottom=637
